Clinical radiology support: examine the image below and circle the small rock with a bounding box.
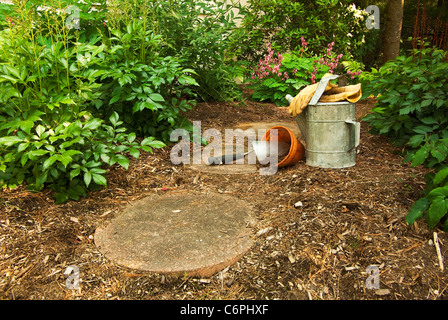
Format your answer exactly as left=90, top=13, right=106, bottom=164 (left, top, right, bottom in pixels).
left=323, top=286, right=329, bottom=294
left=257, top=227, right=271, bottom=236
left=294, top=201, right=303, bottom=208
left=199, top=279, right=211, bottom=284
left=172, top=210, right=181, bottom=213
left=70, top=217, right=79, bottom=223
left=288, top=253, right=296, bottom=264
left=375, top=289, right=391, bottom=296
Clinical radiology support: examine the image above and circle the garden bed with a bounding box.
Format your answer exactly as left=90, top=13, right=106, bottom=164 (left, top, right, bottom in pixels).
left=0, top=98, right=447, bottom=300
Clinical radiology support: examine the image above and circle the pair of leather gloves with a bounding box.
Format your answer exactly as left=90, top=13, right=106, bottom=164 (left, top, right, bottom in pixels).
left=288, top=74, right=362, bottom=117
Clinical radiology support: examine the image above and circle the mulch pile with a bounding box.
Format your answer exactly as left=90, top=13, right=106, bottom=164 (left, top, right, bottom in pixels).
left=0, top=96, right=447, bottom=300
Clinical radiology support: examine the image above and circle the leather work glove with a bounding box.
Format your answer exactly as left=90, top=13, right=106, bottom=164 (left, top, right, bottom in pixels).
left=288, top=73, right=336, bottom=117
left=319, top=83, right=362, bottom=103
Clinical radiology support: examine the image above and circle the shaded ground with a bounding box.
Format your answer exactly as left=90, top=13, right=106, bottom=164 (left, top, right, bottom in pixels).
left=0, top=95, right=447, bottom=300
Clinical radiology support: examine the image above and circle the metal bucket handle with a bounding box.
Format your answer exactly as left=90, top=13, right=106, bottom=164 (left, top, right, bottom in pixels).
left=345, top=120, right=361, bottom=150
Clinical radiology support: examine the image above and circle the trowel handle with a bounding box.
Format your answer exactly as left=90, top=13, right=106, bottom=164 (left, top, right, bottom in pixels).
left=207, top=152, right=247, bottom=165
left=286, top=94, right=294, bottom=103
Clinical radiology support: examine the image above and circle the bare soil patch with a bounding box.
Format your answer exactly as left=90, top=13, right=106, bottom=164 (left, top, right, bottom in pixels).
left=0, top=97, right=447, bottom=300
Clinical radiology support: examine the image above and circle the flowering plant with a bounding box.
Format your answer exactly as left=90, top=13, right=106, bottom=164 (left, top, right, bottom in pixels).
left=248, top=38, right=350, bottom=106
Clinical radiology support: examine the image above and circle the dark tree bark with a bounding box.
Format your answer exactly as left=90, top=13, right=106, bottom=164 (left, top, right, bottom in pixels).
left=382, top=0, right=404, bottom=64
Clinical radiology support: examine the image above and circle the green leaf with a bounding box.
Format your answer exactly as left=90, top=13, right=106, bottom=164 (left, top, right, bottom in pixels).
left=43, top=154, right=59, bottom=170
left=405, top=197, right=429, bottom=226
left=59, top=98, right=75, bottom=104
left=149, top=93, right=165, bottom=102
left=0, top=136, right=23, bottom=146
left=84, top=171, right=92, bottom=187
left=413, top=125, right=433, bottom=134
left=427, top=186, right=448, bottom=201
left=100, top=153, right=111, bottom=164
left=63, top=150, right=82, bottom=157
left=110, top=94, right=121, bottom=105
left=407, top=135, right=425, bottom=148
left=109, top=112, right=119, bottom=127
left=419, top=117, right=438, bottom=125
left=427, top=197, right=448, bottom=229
left=129, top=148, right=140, bottom=159
left=28, top=149, right=49, bottom=159
left=434, top=168, right=448, bottom=185
left=36, top=125, right=46, bottom=137
left=83, top=118, right=103, bottom=130
left=431, top=146, right=447, bottom=163
left=411, top=145, right=429, bottom=167
left=60, top=137, right=83, bottom=149
left=19, top=120, right=34, bottom=134
left=115, top=155, right=129, bottom=170
left=70, top=167, right=81, bottom=180
left=92, top=173, right=107, bottom=186
left=127, top=132, right=136, bottom=144
left=141, top=137, right=165, bottom=148
left=58, top=154, right=73, bottom=167
left=421, top=99, right=433, bottom=108
left=17, top=143, right=29, bottom=152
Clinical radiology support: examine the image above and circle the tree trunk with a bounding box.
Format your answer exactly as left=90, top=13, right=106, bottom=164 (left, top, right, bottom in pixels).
left=382, top=0, right=404, bottom=64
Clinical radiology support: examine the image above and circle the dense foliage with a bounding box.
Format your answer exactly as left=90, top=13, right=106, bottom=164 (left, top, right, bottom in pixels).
left=236, top=0, right=379, bottom=69
left=0, top=0, right=249, bottom=202
left=0, top=1, right=167, bottom=203
left=362, top=46, right=448, bottom=231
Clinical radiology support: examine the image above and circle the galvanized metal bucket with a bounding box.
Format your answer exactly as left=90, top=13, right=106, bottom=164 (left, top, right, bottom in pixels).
left=286, top=75, right=361, bottom=168
left=296, top=101, right=360, bottom=168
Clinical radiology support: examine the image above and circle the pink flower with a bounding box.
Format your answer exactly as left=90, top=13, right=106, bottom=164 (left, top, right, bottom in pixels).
left=300, top=37, right=307, bottom=49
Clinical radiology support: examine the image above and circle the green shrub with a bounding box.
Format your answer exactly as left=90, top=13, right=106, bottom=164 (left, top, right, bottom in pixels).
left=236, top=0, right=377, bottom=68
left=247, top=40, right=351, bottom=106
left=90, top=19, right=199, bottom=142
left=106, top=0, right=246, bottom=102
left=0, top=1, right=164, bottom=203
left=362, top=46, right=448, bottom=231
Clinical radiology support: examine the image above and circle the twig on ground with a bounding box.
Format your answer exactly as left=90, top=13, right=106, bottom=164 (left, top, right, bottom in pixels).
left=434, top=232, right=444, bottom=272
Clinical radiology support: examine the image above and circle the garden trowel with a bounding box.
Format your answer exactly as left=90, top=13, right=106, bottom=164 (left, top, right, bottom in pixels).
left=207, top=141, right=290, bottom=165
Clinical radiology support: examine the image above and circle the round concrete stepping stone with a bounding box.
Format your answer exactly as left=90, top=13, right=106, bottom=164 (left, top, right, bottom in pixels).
left=94, top=192, right=255, bottom=277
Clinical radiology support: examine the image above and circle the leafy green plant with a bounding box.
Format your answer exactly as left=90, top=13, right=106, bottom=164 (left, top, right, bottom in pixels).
left=247, top=40, right=349, bottom=106
left=363, top=46, right=448, bottom=231
left=236, top=0, right=376, bottom=68
left=90, top=19, right=198, bottom=142
left=0, top=1, right=165, bottom=203
left=106, top=0, right=246, bottom=102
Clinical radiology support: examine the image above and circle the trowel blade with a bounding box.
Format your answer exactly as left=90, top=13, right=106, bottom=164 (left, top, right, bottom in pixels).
left=251, top=141, right=290, bottom=162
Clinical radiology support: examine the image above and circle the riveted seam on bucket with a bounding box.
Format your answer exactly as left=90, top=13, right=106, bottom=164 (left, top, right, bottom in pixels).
left=307, top=120, right=355, bottom=123
left=306, top=149, right=356, bottom=154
